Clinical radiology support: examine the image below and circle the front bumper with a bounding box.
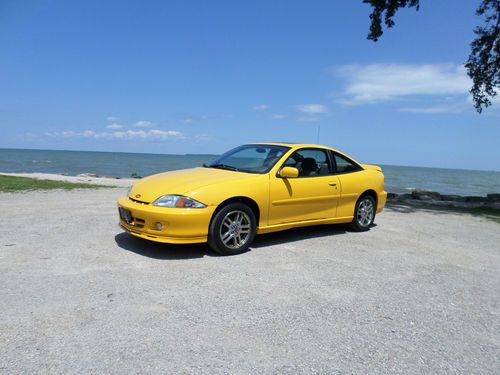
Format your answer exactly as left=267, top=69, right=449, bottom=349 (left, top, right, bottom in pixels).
left=117, top=196, right=216, bottom=244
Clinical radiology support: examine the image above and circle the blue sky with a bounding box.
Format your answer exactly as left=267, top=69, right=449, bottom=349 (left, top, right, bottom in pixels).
left=0, top=0, right=499, bottom=170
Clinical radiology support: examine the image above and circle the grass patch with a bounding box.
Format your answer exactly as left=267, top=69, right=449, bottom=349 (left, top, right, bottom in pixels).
left=0, top=175, right=107, bottom=192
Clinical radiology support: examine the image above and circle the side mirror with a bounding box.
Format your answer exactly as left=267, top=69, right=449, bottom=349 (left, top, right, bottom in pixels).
left=279, top=166, right=299, bottom=178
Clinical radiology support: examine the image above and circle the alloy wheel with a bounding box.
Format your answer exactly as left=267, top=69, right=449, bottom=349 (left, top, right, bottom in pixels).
left=356, top=198, right=374, bottom=227
left=219, top=210, right=252, bottom=249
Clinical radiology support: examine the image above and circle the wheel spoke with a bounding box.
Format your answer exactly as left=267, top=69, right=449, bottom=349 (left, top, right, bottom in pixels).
left=222, top=232, right=233, bottom=245
left=236, top=212, right=243, bottom=224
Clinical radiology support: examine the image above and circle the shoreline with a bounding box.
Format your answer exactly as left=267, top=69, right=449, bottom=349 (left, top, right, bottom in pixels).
left=1, top=171, right=499, bottom=212
left=387, top=190, right=500, bottom=211
left=0, top=172, right=135, bottom=187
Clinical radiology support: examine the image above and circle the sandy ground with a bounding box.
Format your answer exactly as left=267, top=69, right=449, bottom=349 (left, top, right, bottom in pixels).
left=1, top=187, right=499, bottom=374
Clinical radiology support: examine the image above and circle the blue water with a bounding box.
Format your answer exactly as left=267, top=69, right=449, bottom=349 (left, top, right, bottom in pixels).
left=1, top=148, right=499, bottom=196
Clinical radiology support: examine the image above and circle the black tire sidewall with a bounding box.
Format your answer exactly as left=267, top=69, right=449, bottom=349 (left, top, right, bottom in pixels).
left=208, top=202, right=256, bottom=255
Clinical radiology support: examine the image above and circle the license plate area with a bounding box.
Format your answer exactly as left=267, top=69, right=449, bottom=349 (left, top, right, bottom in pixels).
left=119, top=207, right=134, bottom=224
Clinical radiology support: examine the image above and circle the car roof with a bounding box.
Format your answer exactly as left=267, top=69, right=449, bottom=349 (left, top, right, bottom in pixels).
left=252, top=142, right=334, bottom=150
left=243, top=142, right=363, bottom=167
left=251, top=142, right=361, bottom=163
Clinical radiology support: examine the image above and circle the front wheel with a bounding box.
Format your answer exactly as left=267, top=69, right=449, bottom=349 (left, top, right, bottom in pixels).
left=208, top=203, right=256, bottom=255
left=349, top=195, right=376, bottom=231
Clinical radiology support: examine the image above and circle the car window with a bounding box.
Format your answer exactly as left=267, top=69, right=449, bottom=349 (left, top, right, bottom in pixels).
left=333, top=153, right=362, bottom=174
left=207, top=144, right=289, bottom=173
left=282, top=148, right=330, bottom=177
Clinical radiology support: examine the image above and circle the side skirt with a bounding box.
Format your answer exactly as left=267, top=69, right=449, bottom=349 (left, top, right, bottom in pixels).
left=257, top=216, right=353, bottom=235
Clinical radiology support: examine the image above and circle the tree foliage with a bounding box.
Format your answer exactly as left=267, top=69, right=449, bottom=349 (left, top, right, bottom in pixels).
left=365, top=0, right=420, bottom=42
left=363, top=0, right=499, bottom=113
left=465, top=0, right=499, bottom=112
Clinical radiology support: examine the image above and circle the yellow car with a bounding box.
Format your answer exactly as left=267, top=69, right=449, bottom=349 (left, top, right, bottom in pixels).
left=117, top=143, right=387, bottom=255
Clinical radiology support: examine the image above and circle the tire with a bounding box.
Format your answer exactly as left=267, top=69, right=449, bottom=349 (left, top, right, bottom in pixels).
left=349, top=194, right=376, bottom=231
left=208, top=202, right=256, bottom=255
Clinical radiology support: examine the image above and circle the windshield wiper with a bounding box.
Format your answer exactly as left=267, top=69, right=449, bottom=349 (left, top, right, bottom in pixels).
left=205, top=163, right=239, bottom=171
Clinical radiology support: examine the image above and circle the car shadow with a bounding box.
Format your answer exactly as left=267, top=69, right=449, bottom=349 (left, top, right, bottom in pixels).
left=115, top=223, right=353, bottom=259
left=251, top=224, right=349, bottom=248
left=114, top=232, right=215, bottom=260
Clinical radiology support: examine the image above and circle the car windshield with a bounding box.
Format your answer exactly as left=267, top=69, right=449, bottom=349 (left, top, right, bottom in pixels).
left=205, top=144, right=290, bottom=174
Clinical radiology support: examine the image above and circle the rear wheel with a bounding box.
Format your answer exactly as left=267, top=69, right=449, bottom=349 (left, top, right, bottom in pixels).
left=208, top=203, right=256, bottom=255
left=349, top=195, right=376, bottom=231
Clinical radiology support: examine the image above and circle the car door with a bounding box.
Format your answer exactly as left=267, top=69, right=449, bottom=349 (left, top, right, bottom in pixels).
left=331, top=151, right=367, bottom=218
left=268, top=148, right=340, bottom=225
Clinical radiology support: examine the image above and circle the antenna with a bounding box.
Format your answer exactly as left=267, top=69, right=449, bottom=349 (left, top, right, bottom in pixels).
left=316, top=125, right=320, bottom=144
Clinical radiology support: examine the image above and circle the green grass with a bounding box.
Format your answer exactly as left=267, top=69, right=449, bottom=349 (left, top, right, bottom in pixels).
left=0, top=175, right=108, bottom=192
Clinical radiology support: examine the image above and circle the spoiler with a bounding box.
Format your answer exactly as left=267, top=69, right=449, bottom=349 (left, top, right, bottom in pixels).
left=360, top=164, right=382, bottom=172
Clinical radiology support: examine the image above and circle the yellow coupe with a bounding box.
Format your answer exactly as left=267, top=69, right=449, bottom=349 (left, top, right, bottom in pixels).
left=118, top=143, right=387, bottom=255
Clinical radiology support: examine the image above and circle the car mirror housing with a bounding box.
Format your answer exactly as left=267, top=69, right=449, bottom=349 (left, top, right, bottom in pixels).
left=279, top=166, right=299, bottom=178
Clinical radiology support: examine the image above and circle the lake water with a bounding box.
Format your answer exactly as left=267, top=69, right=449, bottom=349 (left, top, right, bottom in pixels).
left=1, top=148, right=499, bottom=196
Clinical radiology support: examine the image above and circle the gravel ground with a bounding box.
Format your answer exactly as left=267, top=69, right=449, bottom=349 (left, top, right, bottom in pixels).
left=1, top=188, right=499, bottom=374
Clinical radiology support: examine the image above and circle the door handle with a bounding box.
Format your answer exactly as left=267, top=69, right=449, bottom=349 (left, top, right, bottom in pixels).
left=329, top=182, right=337, bottom=187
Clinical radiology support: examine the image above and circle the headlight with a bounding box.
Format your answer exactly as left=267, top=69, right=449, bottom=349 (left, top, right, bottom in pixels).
left=153, top=195, right=207, bottom=208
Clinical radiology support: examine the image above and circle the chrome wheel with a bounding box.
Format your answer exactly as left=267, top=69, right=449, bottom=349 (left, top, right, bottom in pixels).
left=219, top=210, right=252, bottom=250
left=356, top=198, right=375, bottom=227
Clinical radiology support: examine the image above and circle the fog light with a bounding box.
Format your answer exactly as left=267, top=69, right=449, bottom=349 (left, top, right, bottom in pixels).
left=155, top=222, right=163, bottom=231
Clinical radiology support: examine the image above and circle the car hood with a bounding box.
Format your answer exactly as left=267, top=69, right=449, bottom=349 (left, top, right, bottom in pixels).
left=129, top=167, right=260, bottom=203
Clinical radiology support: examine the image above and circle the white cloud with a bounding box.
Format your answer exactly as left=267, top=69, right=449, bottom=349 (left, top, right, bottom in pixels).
left=45, top=129, right=182, bottom=140
left=399, top=104, right=465, bottom=114
left=107, top=116, right=120, bottom=122
left=179, top=115, right=212, bottom=124
left=134, top=120, right=153, bottom=128
left=114, top=129, right=182, bottom=140
left=298, top=116, right=320, bottom=122
left=106, top=123, right=123, bottom=129
left=335, top=63, right=471, bottom=105
left=45, top=131, right=79, bottom=138
left=296, top=104, right=328, bottom=114
left=253, top=104, right=270, bottom=111
left=271, top=114, right=287, bottom=120
left=399, top=92, right=500, bottom=114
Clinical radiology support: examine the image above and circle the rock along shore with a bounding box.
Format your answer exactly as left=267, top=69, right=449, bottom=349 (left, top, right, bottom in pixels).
left=387, top=190, right=500, bottom=210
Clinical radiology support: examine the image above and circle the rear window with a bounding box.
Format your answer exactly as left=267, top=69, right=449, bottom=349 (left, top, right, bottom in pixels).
left=333, top=153, right=362, bottom=174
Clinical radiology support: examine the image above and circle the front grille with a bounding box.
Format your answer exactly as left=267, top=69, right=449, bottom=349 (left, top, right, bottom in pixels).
left=119, top=207, right=146, bottom=229
left=134, top=218, right=145, bottom=228
left=129, top=196, right=149, bottom=205
left=121, top=216, right=145, bottom=228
